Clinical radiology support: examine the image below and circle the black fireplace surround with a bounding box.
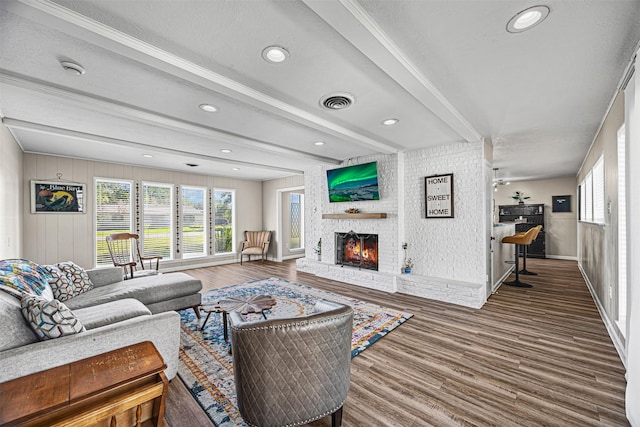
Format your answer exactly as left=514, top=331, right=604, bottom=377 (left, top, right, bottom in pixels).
left=335, top=231, right=378, bottom=271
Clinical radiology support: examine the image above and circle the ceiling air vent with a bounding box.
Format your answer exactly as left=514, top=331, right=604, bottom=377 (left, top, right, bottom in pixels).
left=320, top=93, right=354, bottom=110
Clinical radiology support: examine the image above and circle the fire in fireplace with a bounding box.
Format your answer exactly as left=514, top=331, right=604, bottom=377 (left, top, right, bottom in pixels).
left=335, top=231, right=378, bottom=271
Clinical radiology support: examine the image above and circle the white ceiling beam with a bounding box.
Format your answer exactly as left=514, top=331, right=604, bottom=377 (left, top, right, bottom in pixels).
left=0, top=71, right=342, bottom=166
left=302, top=0, right=483, bottom=143
left=10, top=0, right=399, bottom=155
left=3, top=118, right=305, bottom=174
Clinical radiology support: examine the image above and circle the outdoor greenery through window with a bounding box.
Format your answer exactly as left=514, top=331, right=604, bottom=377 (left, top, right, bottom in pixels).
left=142, top=182, right=173, bottom=260
left=580, top=155, right=605, bottom=224
left=95, top=179, right=132, bottom=266
left=214, top=190, right=234, bottom=253
left=181, top=186, right=206, bottom=258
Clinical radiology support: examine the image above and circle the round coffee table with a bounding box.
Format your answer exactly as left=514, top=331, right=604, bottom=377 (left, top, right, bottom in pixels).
left=200, top=294, right=277, bottom=341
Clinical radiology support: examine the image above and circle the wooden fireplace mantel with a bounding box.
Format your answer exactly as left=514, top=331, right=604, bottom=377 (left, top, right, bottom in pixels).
left=322, top=213, right=387, bottom=219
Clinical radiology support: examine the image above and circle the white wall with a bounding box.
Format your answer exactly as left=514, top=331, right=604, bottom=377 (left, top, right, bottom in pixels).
left=403, top=142, right=486, bottom=284
left=0, top=124, right=23, bottom=259
left=22, top=153, right=263, bottom=269
left=493, top=176, right=578, bottom=258
left=576, top=92, right=625, bottom=346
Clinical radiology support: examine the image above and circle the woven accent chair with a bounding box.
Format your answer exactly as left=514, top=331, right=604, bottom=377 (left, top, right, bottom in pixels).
left=240, top=230, right=271, bottom=265
left=230, top=300, right=354, bottom=427
left=106, top=233, right=162, bottom=280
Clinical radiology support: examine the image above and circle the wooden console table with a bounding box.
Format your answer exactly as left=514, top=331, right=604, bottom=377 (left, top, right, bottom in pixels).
left=0, top=341, right=168, bottom=427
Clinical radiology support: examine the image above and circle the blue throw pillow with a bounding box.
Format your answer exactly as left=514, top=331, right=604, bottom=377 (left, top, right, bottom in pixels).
left=0, top=259, right=51, bottom=299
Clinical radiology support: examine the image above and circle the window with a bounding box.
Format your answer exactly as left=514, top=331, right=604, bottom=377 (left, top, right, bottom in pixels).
left=95, top=179, right=132, bottom=267
left=214, top=190, right=234, bottom=253
left=290, top=193, right=304, bottom=250
left=181, top=186, right=207, bottom=258
left=142, top=182, right=173, bottom=260
left=592, top=156, right=605, bottom=224
left=579, top=155, right=604, bottom=225
left=585, top=172, right=593, bottom=222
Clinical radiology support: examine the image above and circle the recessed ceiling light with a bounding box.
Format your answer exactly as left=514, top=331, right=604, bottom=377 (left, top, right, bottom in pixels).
left=313, top=141, right=325, bottom=146
left=382, top=118, right=399, bottom=126
left=232, top=167, right=240, bottom=171
left=220, top=149, right=232, bottom=153
left=142, top=154, right=153, bottom=158
left=507, top=6, right=550, bottom=33
left=261, top=46, right=289, bottom=63
left=199, top=104, right=218, bottom=112
left=60, top=61, right=85, bottom=75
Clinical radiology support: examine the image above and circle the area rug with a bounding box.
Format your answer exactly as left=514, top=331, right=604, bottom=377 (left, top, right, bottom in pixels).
left=177, top=277, right=413, bottom=427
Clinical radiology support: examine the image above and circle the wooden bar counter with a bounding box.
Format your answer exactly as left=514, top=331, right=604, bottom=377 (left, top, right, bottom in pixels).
left=0, top=341, right=168, bottom=427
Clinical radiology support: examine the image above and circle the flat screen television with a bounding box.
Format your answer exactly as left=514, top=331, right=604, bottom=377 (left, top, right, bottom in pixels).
left=326, top=161, right=380, bottom=202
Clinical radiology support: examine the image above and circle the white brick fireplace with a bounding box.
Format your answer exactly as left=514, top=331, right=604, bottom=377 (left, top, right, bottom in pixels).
left=297, top=142, right=490, bottom=309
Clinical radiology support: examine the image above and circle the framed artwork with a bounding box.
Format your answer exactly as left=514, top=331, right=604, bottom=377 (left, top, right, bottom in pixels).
left=31, top=180, right=86, bottom=213
left=425, top=173, right=454, bottom=218
left=552, top=195, right=571, bottom=212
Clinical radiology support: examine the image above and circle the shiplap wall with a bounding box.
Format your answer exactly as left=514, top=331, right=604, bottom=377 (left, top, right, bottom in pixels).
left=0, top=125, right=23, bottom=259
left=22, top=153, right=263, bottom=269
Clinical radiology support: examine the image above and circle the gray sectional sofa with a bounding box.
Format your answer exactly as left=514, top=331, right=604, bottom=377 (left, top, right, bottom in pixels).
left=0, top=266, right=202, bottom=383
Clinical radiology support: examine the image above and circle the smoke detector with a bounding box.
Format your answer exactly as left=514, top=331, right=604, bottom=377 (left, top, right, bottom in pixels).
left=60, top=61, right=85, bottom=75
left=320, top=93, right=354, bottom=110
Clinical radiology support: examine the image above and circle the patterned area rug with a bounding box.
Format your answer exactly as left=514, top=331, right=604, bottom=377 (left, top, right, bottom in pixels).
left=178, top=277, right=413, bottom=427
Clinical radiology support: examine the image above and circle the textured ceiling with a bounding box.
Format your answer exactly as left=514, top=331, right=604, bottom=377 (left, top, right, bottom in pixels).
left=1, top=0, right=639, bottom=181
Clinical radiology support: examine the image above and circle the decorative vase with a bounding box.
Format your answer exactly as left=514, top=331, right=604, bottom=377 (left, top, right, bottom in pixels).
left=317, top=254, right=321, bottom=261
left=518, top=201, right=524, bottom=205
left=404, top=268, right=411, bottom=274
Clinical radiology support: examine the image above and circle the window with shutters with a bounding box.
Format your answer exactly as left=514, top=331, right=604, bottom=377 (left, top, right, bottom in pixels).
left=579, top=154, right=604, bottom=225
left=213, top=190, right=234, bottom=254
left=95, top=178, right=133, bottom=267
left=142, top=182, right=174, bottom=260
left=181, top=186, right=206, bottom=258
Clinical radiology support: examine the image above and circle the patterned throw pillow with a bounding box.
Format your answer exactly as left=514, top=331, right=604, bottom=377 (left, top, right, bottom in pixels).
left=21, top=293, right=86, bottom=340
left=0, top=259, right=51, bottom=299
left=42, top=265, right=75, bottom=302
left=56, top=261, right=94, bottom=298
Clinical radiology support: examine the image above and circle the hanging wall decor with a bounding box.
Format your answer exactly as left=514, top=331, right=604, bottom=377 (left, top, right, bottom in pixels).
left=31, top=180, right=86, bottom=213
left=425, top=173, right=454, bottom=218
left=552, top=195, right=571, bottom=212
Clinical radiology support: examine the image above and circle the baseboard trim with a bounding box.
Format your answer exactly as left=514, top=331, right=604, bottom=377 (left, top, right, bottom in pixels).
left=546, top=255, right=578, bottom=261
left=492, top=265, right=515, bottom=293
left=161, top=258, right=238, bottom=272
left=578, top=263, right=627, bottom=368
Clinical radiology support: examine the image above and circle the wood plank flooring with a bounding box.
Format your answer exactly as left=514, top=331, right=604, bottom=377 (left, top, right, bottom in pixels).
left=165, top=258, right=629, bottom=427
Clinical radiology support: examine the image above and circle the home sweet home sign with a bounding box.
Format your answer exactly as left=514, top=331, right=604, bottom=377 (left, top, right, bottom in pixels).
left=425, top=173, right=454, bottom=218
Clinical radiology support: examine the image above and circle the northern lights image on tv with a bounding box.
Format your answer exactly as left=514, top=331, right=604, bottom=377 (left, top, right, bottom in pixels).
left=326, top=161, right=380, bottom=202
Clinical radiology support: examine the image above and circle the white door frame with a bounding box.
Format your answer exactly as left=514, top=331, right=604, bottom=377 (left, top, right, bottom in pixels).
left=276, top=185, right=305, bottom=262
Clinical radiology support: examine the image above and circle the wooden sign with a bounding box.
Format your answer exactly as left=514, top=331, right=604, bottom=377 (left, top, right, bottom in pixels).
left=425, top=173, right=454, bottom=218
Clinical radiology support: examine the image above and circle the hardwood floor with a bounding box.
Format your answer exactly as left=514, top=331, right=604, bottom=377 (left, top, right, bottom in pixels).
left=165, top=258, right=629, bottom=427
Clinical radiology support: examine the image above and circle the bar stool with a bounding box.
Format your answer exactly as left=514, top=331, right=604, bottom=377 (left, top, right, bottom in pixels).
left=519, top=225, right=542, bottom=275
left=501, top=227, right=538, bottom=288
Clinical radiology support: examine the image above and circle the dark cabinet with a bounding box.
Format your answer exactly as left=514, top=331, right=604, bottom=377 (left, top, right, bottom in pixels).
left=498, top=204, right=545, bottom=258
